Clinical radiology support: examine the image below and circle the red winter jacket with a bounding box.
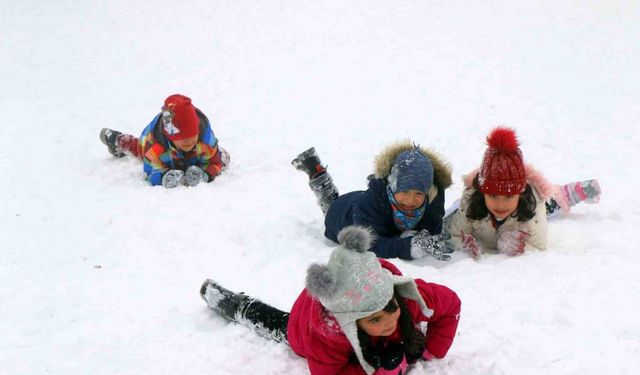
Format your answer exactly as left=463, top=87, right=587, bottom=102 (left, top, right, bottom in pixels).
left=287, top=259, right=461, bottom=375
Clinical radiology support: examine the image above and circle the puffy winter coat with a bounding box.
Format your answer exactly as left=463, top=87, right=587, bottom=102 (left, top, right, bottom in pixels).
left=324, top=143, right=452, bottom=259
left=139, top=109, right=223, bottom=186
left=448, top=165, right=556, bottom=253
left=287, top=259, right=461, bottom=375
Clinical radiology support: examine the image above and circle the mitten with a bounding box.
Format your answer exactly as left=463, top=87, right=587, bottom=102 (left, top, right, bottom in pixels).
left=460, top=231, right=482, bottom=260
left=162, top=169, right=185, bottom=188
left=497, top=230, right=528, bottom=256
left=400, top=230, right=418, bottom=238
left=410, top=230, right=452, bottom=261
left=375, top=345, right=408, bottom=375
left=185, top=165, right=208, bottom=187
left=421, top=348, right=435, bottom=361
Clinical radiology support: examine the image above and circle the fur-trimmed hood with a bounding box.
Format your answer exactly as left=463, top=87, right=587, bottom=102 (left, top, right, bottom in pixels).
left=373, top=140, right=453, bottom=190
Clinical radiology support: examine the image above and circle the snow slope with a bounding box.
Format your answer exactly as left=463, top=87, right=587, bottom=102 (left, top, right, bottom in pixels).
left=2, top=1, right=640, bottom=374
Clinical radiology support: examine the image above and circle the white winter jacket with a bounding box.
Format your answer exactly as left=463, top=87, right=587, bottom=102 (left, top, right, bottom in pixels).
left=448, top=164, right=561, bottom=253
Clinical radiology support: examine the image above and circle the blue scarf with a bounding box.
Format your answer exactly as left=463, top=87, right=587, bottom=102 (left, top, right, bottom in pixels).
left=387, top=186, right=426, bottom=231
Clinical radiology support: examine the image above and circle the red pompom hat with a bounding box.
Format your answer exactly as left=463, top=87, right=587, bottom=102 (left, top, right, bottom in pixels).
left=161, top=94, right=200, bottom=141
left=478, top=127, right=527, bottom=195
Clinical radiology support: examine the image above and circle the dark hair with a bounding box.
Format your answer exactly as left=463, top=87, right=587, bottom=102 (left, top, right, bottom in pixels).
left=466, top=175, right=536, bottom=222
left=357, top=288, right=426, bottom=367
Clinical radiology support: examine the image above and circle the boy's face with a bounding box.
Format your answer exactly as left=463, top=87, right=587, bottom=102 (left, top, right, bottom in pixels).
left=393, top=189, right=426, bottom=211
left=173, top=135, right=199, bottom=152
left=483, top=194, right=520, bottom=220
left=356, top=301, right=401, bottom=337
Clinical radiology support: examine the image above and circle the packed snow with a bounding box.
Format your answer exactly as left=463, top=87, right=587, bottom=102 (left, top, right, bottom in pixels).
left=2, top=1, right=639, bottom=374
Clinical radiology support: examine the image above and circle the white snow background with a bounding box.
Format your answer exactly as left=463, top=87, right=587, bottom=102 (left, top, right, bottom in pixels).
left=2, top=1, right=640, bottom=374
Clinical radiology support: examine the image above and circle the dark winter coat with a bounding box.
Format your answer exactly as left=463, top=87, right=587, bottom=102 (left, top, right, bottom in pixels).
left=324, top=142, right=452, bottom=259
left=287, top=259, right=461, bottom=375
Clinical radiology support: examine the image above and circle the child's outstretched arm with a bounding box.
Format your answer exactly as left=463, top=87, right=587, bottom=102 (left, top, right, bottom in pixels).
left=195, top=127, right=224, bottom=181
left=351, top=207, right=415, bottom=260
left=448, top=190, right=475, bottom=252
left=350, top=189, right=448, bottom=260
left=415, top=280, right=461, bottom=359
left=196, top=144, right=223, bottom=181
left=142, top=146, right=170, bottom=186
left=520, top=195, right=548, bottom=251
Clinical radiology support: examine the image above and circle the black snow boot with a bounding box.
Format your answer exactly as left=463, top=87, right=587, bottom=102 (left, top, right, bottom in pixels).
left=99, top=128, right=125, bottom=158
left=200, top=279, right=250, bottom=322
left=309, top=172, right=339, bottom=215
left=291, top=147, right=327, bottom=180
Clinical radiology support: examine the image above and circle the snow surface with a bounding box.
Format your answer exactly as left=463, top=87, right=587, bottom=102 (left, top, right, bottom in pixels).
left=2, top=1, right=640, bottom=374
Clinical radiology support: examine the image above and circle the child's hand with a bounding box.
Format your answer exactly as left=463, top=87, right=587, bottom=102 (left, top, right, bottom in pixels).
left=400, top=230, right=418, bottom=239
left=497, top=230, right=528, bottom=256
left=374, top=345, right=408, bottom=375
left=162, top=170, right=185, bottom=188
left=185, top=166, right=208, bottom=187
left=421, top=348, right=435, bottom=361
left=410, top=230, right=452, bottom=261
left=461, top=231, right=482, bottom=260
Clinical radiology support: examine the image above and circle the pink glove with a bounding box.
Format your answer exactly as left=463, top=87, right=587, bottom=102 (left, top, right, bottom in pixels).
left=374, top=354, right=407, bottom=375
left=497, top=230, right=528, bottom=256
left=421, top=349, right=435, bottom=361
left=461, top=231, right=482, bottom=260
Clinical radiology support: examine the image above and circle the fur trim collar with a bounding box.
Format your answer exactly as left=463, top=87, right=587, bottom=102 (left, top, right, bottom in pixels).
left=373, top=140, right=452, bottom=189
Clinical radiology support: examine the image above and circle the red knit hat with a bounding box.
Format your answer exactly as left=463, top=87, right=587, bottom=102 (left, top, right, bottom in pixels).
left=161, top=94, right=200, bottom=141
left=478, top=127, right=527, bottom=195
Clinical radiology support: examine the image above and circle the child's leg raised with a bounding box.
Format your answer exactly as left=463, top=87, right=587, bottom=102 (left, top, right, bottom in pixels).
left=200, top=279, right=289, bottom=343
left=292, top=147, right=339, bottom=215
left=546, top=179, right=601, bottom=216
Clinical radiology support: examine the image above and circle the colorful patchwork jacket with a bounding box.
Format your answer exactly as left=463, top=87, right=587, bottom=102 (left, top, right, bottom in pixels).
left=139, top=109, right=223, bottom=186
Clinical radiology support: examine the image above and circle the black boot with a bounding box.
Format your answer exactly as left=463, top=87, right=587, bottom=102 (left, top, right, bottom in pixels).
left=310, top=173, right=339, bottom=214
left=99, top=128, right=125, bottom=157
left=200, top=279, right=250, bottom=321
left=291, top=147, right=326, bottom=179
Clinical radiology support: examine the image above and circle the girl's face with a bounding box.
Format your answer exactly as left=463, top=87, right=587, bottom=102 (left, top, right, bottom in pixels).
left=483, top=194, right=520, bottom=220
left=173, top=135, right=199, bottom=152
left=393, top=190, right=426, bottom=211
left=356, top=302, right=401, bottom=337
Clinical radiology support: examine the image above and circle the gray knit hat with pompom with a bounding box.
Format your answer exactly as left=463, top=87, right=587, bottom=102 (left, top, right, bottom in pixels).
left=306, top=225, right=433, bottom=375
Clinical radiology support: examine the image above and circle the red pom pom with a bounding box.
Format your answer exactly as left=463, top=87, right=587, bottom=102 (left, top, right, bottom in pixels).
left=486, top=127, right=519, bottom=152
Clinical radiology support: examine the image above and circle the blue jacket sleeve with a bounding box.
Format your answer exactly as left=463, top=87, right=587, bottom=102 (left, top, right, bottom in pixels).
left=145, top=168, right=164, bottom=186
left=351, top=188, right=413, bottom=260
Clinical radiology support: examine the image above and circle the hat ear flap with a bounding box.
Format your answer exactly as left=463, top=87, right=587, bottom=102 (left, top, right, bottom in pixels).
left=337, top=225, right=375, bottom=253
left=306, top=264, right=337, bottom=299
left=392, top=277, right=434, bottom=318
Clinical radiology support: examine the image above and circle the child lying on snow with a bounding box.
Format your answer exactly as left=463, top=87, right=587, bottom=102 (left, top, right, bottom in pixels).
left=291, top=141, right=454, bottom=261
left=447, top=127, right=601, bottom=259
left=201, top=225, right=461, bottom=375
left=100, top=94, right=229, bottom=188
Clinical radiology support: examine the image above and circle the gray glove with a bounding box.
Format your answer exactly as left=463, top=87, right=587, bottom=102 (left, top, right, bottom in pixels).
left=162, top=169, right=185, bottom=188
left=185, top=165, right=208, bottom=187
left=400, top=230, right=419, bottom=239
left=410, top=229, right=454, bottom=261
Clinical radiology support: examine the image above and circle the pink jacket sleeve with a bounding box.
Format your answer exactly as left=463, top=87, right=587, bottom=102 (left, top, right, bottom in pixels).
left=415, top=280, right=461, bottom=358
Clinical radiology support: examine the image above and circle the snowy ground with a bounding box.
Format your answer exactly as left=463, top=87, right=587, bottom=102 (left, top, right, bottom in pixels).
left=2, top=1, right=640, bottom=374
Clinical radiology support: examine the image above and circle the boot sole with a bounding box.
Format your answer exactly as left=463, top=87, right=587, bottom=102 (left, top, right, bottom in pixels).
left=100, top=128, right=125, bottom=157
